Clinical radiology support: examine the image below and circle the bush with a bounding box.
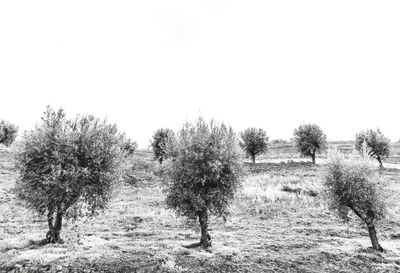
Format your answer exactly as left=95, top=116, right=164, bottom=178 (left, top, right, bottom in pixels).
left=293, top=124, right=327, bottom=164
left=165, top=118, right=243, bottom=248
left=322, top=152, right=388, bottom=252
left=150, top=128, right=174, bottom=164
left=15, top=106, right=124, bottom=244
left=0, top=120, right=18, bottom=147
left=355, top=128, right=390, bottom=168
left=239, top=128, right=269, bottom=163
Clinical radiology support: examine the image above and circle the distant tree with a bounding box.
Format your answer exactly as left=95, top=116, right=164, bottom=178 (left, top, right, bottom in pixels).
left=239, top=128, right=269, bottom=163
left=15, top=106, right=124, bottom=244
left=322, top=152, right=387, bottom=252
left=0, top=120, right=18, bottom=147
left=150, top=128, right=174, bottom=164
left=165, top=118, right=243, bottom=248
left=355, top=129, right=390, bottom=168
left=122, top=138, right=138, bottom=156
left=293, top=124, right=327, bottom=164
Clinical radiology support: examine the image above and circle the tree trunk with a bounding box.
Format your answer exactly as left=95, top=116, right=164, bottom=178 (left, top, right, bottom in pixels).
left=311, top=152, right=316, bottom=164
left=349, top=206, right=383, bottom=252
left=46, top=207, right=64, bottom=244
left=198, top=210, right=211, bottom=248
left=251, top=154, right=256, bottom=164
left=365, top=218, right=383, bottom=252
left=377, top=156, right=383, bottom=168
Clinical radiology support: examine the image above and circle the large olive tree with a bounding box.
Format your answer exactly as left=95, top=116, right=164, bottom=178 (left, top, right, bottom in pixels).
left=293, top=124, right=327, bottom=164
left=15, top=106, right=124, bottom=244
left=322, top=152, right=388, bottom=252
left=165, top=118, right=243, bottom=248
left=355, top=128, right=390, bottom=168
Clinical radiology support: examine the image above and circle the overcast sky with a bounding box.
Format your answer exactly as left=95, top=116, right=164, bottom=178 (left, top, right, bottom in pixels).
left=1, top=1, right=399, bottom=148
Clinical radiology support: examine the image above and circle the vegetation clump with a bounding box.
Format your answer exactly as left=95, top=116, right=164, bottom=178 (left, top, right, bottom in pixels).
left=165, top=117, right=243, bottom=248
left=322, top=152, right=388, bottom=252
left=15, top=106, right=125, bottom=244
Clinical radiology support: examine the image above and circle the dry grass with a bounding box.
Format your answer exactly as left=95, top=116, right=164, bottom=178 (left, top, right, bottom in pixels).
left=1, top=146, right=400, bottom=272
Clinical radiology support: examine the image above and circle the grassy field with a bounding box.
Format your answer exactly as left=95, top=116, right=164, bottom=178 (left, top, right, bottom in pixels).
left=1, top=145, right=400, bottom=272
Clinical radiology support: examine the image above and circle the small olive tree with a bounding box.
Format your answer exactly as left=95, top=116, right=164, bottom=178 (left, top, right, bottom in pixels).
left=355, top=129, right=390, bottom=168
left=165, top=118, right=243, bottom=248
left=150, top=128, right=174, bottom=164
left=322, top=152, right=387, bottom=252
left=15, top=106, right=124, bottom=244
left=0, top=120, right=18, bottom=147
left=122, top=138, right=138, bottom=156
left=239, top=128, right=269, bottom=163
left=293, top=124, right=327, bottom=164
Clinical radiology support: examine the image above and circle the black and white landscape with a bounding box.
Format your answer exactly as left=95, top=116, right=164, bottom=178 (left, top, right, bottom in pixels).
left=1, top=1, right=400, bottom=272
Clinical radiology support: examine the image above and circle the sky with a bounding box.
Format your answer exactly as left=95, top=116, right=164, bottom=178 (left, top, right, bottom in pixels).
left=1, top=1, right=400, bottom=148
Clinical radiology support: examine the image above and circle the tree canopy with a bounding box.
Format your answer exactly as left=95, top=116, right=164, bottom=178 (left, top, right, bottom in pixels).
left=15, top=106, right=125, bottom=243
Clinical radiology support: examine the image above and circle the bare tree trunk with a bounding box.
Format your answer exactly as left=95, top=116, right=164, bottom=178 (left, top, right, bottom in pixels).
left=47, top=207, right=54, bottom=232
left=46, top=207, right=64, bottom=244
left=377, top=156, right=383, bottom=168
left=311, top=152, right=316, bottom=164
left=365, top=218, right=383, bottom=252
left=251, top=154, right=256, bottom=164
left=199, top=210, right=211, bottom=248
left=350, top=206, right=383, bottom=252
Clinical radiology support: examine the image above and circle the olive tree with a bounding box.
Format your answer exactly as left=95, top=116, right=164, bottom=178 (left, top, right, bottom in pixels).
left=15, top=106, right=124, bottom=244
left=0, top=120, right=18, bottom=147
left=355, top=129, right=390, bottom=168
left=322, top=152, right=387, bottom=252
left=165, top=118, right=243, bottom=248
left=293, top=124, right=327, bottom=164
left=150, top=128, right=174, bottom=164
left=122, top=138, right=138, bottom=156
left=239, top=128, right=269, bottom=163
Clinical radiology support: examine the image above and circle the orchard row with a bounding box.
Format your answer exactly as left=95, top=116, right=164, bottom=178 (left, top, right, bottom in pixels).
left=1, top=106, right=391, bottom=251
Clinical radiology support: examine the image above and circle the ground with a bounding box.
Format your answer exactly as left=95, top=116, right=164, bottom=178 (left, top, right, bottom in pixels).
left=1, top=144, right=400, bottom=272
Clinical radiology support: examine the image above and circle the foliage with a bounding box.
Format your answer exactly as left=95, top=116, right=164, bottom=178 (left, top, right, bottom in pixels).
left=150, top=128, right=175, bottom=164
left=239, top=128, right=269, bottom=163
left=121, top=138, right=138, bottom=156
left=14, top=106, right=125, bottom=242
left=165, top=117, right=243, bottom=247
left=355, top=129, right=390, bottom=167
left=322, top=151, right=388, bottom=251
left=0, top=120, right=18, bottom=147
left=293, top=124, right=327, bottom=163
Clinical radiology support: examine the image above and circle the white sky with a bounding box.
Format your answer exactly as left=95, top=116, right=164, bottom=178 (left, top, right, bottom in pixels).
left=1, top=1, right=400, bottom=148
